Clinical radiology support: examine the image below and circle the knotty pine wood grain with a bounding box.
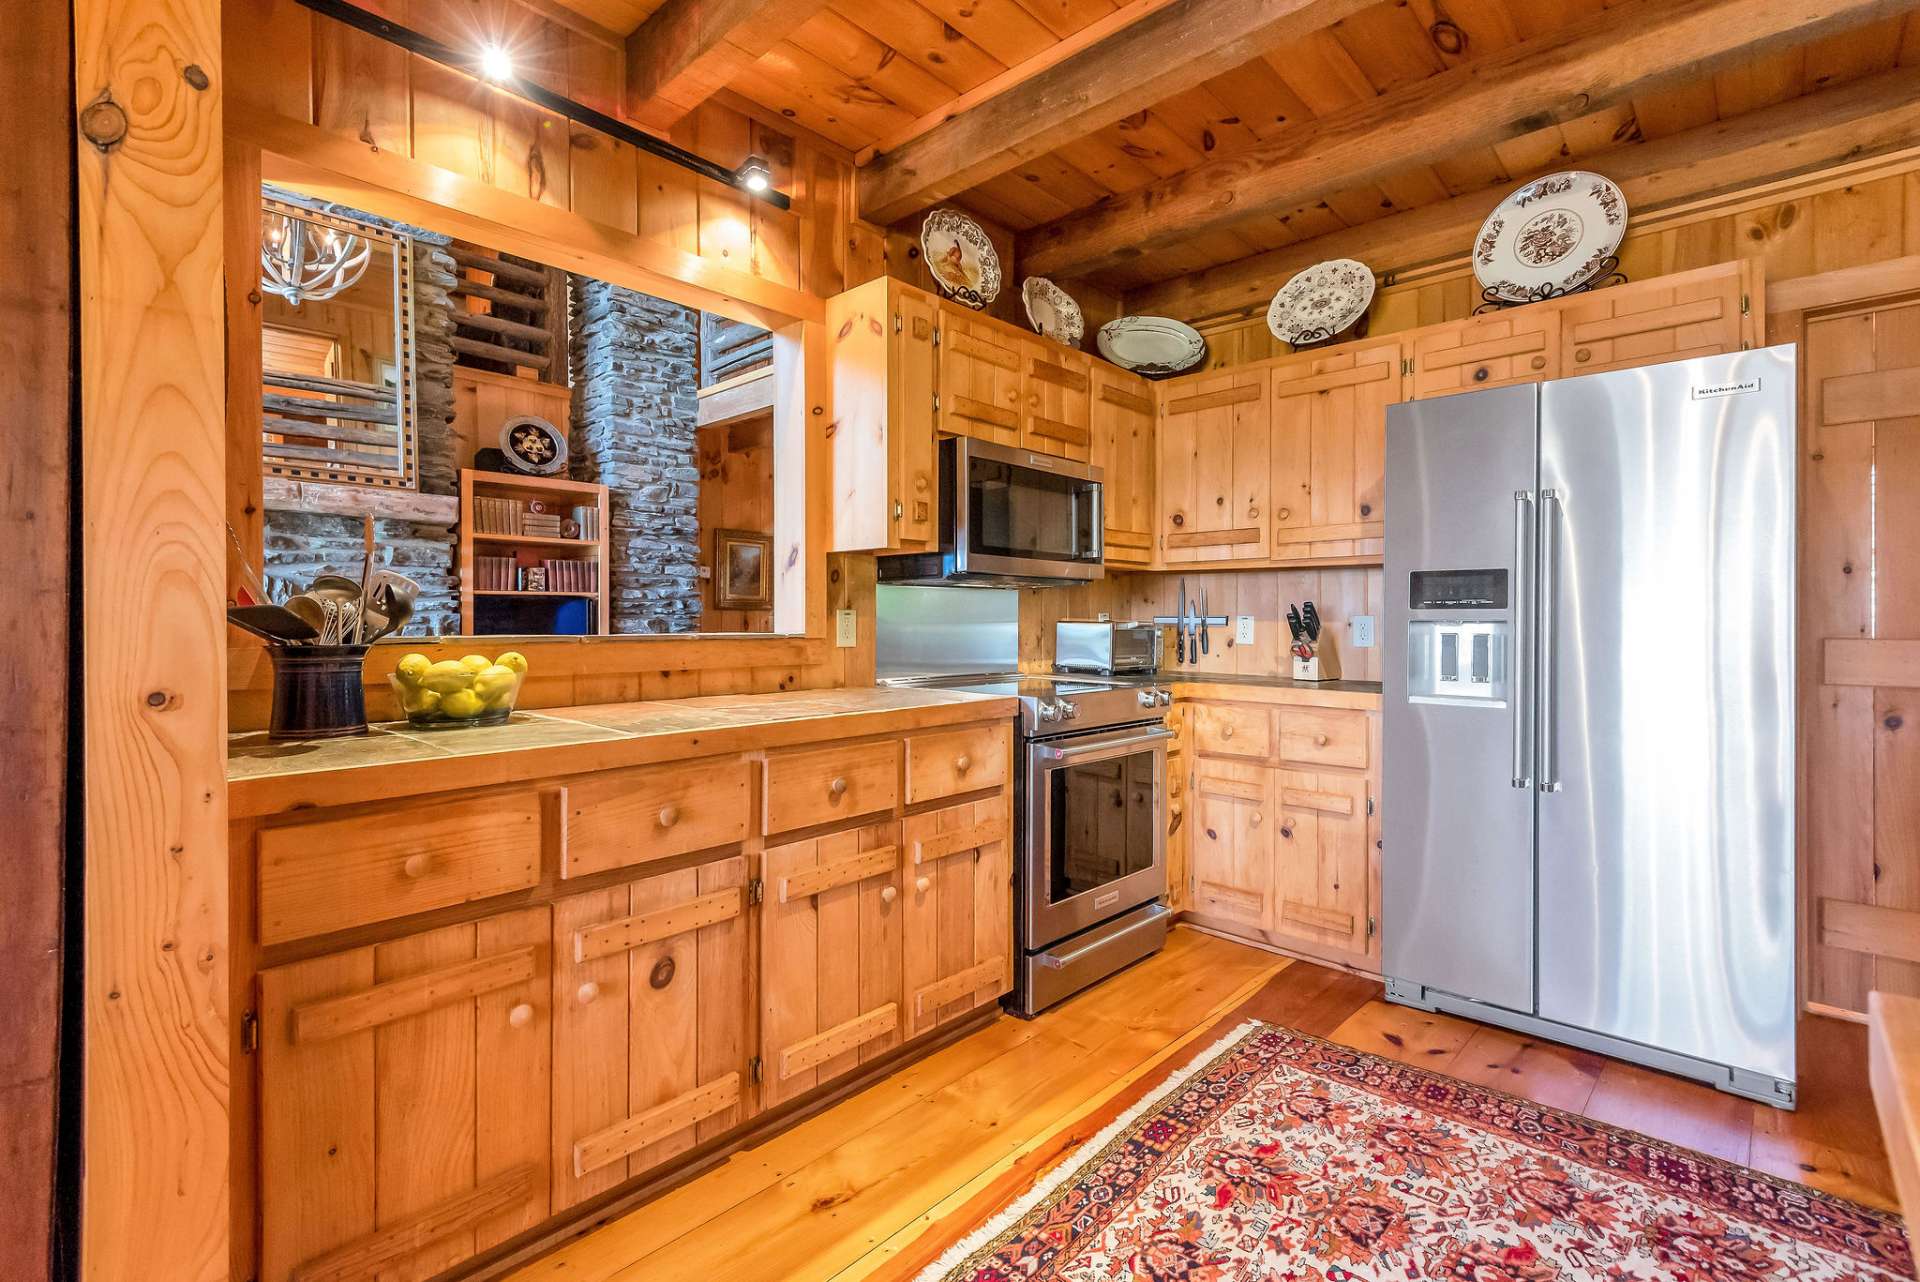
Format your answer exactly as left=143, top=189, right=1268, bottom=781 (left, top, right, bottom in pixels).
left=77, top=0, right=232, bottom=1277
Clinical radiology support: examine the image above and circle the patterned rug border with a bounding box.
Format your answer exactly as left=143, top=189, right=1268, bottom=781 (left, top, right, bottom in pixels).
left=913, top=1018, right=1911, bottom=1281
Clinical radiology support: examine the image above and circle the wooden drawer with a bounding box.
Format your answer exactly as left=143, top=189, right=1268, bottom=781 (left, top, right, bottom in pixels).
left=763, top=740, right=902, bottom=834
left=1192, top=703, right=1272, bottom=760
left=257, top=791, right=543, bottom=946
left=561, top=757, right=750, bottom=879
left=905, top=723, right=1008, bottom=804
left=1277, top=708, right=1369, bottom=770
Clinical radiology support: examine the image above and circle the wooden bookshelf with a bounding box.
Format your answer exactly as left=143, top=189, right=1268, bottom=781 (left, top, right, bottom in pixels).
left=458, top=467, right=610, bottom=634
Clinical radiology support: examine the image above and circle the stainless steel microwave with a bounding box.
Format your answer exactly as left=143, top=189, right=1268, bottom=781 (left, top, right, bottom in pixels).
left=877, top=437, right=1105, bottom=586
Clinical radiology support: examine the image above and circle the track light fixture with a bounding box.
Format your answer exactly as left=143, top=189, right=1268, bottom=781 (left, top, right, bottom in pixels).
left=290, top=0, right=791, bottom=209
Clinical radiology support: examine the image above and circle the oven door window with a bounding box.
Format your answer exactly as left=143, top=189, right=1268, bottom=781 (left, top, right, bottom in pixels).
left=967, top=454, right=1099, bottom=564
left=1047, top=750, right=1158, bottom=903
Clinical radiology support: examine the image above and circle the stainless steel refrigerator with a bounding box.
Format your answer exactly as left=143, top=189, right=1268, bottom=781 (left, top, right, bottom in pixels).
left=1382, top=346, right=1798, bottom=1107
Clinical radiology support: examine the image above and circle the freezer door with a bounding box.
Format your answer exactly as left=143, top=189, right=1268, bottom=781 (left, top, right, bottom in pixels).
left=1536, top=347, right=1796, bottom=1085
left=1383, top=384, right=1539, bottom=1013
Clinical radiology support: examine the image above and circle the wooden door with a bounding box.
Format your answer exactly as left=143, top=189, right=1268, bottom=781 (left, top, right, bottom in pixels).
left=1091, top=363, right=1156, bottom=566
left=827, top=277, right=937, bottom=552
left=1559, top=261, right=1754, bottom=377
left=938, top=305, right=1023, bottom=447
left=258, top=909, right=551, bottom=1282
left=893, top=285, right=939, bottom=545
left=900, top=794, right=1012, bottom=1038
left=1269, top=770, right=1370, bottom=959
left=1021, top=340, right=1093, bottom=461
left=551, top=854, right=749, bottom=1209
left=1800, top=298, right=1920, bottom=1014
left=1190, top=760, right=1272, bottom=930
left=1408, top=309, right=1559, bottom=399
left=760, top=820, right=905, bottom=1109
left=1159, top=370, right=1270, bottom=563
left=1270, top=340, right=1402, bottom=560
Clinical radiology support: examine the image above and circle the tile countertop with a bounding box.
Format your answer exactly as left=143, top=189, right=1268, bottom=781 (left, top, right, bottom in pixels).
left=228, top=686, right=1018, bottom=820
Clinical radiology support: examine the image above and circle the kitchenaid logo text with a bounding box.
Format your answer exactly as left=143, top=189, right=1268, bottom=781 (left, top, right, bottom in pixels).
left=1690, top=377, right=1761, bottom=400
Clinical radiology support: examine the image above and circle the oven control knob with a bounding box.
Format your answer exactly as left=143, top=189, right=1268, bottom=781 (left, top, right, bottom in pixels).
left=1155, top=689, right=1173, bottom=707
left=1059, top=699, right=1079, bottom=721
left=1038, top=700, right=1062, bottom=723
left=1137, top=689, right=1157, bottom=708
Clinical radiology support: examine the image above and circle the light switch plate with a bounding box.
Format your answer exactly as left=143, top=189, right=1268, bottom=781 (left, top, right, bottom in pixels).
left=835, top=608, right=857, bottom=648
left=1235, top=615, right=1256, bottom=645
left=1352, top=615, right=1376, bottom=648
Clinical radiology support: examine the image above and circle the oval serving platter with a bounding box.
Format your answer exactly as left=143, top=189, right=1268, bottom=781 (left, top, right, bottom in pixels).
left=921, top=208, right=1002, bottom=310
left=1022, top=276, right=1084, bottom=346
left=1473, top=171, right=1628, bottom=303
left=1266, top=258, right=1375, bottom=346
left=1097, top=315, right=1207, bottom=377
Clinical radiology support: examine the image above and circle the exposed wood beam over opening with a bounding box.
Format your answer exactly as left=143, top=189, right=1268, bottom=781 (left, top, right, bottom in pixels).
left=1126, top=64, right=1920, bottom=324
left=1022, top=0, right=1919, bottom=281
left=855, top=0, right=1375, bottom=227
left=625, top=0, right=836, bottom=131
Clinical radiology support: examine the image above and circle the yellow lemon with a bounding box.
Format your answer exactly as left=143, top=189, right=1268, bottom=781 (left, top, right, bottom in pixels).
left=472, top=665, right=518, bottom=703
left=441, top=689, right=487, bottom=719
left=400, top=686, right=441, bottom=716
left=422, top=659, right=476, bottom=693
left=459, top=654, right=492, bottom=672
left=396, top=653, right=431, bottom=684
left=493, top=650, right=529, bottom=676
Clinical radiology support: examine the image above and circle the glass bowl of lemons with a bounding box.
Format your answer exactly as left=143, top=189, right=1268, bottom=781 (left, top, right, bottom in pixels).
left=390, top=651, right=527, bottom=728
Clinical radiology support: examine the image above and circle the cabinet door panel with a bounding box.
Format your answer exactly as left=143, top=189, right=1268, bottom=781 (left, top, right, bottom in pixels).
left=901, top=794, right=1012, bottom=1037
left=1270, top=341, right=1400, bottom=558
left=895, top=286, right=939, bottom=544
left=939, top=306, right=1023, bottom=447
left=761, top=820, right=904, bottom=1107
left=258, top=910, right=551, bottom=1282
left=1091, top=364, right=1156, bottom=565
left=1159, top=371, right=1269, bottom=563
left=1409, top=311, right=1559, bottom=399
left=1272, top=770, right=1369, bottom=957
left=1191, top=761, right=1272, bottom=929
left=1560, top=262, right=1749, bottom=376
left=1022, top=340, right=1093, bottom=461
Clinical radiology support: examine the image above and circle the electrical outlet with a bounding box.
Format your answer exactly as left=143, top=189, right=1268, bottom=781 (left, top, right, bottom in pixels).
left=1235, top=615, right=1255, bottom=645
left=1351, top=614, right=1376, bottom=648
left=835, top=608, right=857, bottom=648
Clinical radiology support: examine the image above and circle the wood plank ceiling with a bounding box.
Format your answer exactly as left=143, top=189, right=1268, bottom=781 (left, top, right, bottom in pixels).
left=533, top=0, right=1920, bottom=312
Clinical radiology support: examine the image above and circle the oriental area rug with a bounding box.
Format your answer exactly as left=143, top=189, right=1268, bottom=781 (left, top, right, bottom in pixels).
left=914, top=1022, right=1912, bottom=1282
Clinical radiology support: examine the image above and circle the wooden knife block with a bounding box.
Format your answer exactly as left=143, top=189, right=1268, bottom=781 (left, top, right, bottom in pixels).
left=1292, top=639, right=1341, bottom=682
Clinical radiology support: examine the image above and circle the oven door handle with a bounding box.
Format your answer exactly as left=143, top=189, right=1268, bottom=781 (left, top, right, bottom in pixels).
left=1031, top=726, right=1175, bottom=765
left=1036, top=903, right=1171, bottom=969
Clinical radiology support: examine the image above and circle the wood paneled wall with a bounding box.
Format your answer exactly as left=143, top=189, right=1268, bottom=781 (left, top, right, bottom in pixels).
left=697, top=416, right=775, bottom=632
left=452, top=367, right=573, bottom=470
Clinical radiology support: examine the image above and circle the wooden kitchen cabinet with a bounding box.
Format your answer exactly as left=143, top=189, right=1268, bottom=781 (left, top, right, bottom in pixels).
left=551, top=854, right=751, bottom=1209
left=1159, top=370, right=1271, bottom=564
left=1091, top=361, right=1156, bottom=566
left=257, top=908, right=552, bottom=1282
left=1270, top=770, right=1370, bottom=959
left=901, top=794, right=1013, bottom=1038
left=1191, top=759, right=1273, bottom=931
left=827, top=276, right=938, bottom=552
left=1269, top=339, right=1400, bottom=560
left=1406, top=308, right=1560, bottom=399
left=760, top=820, right=905, bottom=1109
left=1558, top=260, right=1758, bottom=376
left=939, top=301, right=1025, bottom=447
left=1022, top=338, right=1094, bottom=462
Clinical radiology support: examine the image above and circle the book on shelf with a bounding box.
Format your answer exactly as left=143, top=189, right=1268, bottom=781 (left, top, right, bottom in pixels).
left=468, top=489, right=601, bottom=540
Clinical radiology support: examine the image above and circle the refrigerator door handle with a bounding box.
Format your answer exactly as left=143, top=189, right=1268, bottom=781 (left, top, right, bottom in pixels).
left=1537, top=488, right=1562, bottom=794
left=1511, top=490, right=1534, bottom=789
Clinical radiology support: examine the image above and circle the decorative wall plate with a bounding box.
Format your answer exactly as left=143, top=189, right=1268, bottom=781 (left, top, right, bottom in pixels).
left=1266, top=258, right=1376, bottom=345
left=1097, top=316, right=1207, bottom=377
left=921, top=208, right=1002, bottom=310
left=1022, top=277, right=1084, bottom=346
left=1473, top=171, right=1628, bottom=303
left=500, top=415, right=567, bottom=476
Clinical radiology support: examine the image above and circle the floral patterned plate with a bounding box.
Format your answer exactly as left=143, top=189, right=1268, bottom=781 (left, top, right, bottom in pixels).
left=1472, top=171, right=1628, bottom=303
left=1266, top=258, right=1375, bottom=345
left=1021, top=277, right=1083, bottom=346
left=921, top=208, right=1002, bottom=310
left=1096, top=316, right=1206, bottom=377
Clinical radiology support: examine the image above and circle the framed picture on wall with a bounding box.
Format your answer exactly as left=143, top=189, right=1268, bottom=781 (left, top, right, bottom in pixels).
left=714, top=529, right=772, bottom=610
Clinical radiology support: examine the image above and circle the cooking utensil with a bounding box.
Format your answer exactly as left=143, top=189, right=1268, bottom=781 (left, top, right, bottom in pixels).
left=283, top=593, right=328, bottom=638
left=355, top=514, right=376, bottom=644
left=226, top=604, right=321, bottom=643
left=225, top=523, right=271, bottom=607
left=1303, top=601, right=1322, bottom=642
left=1199, top=586, right=1210, bottom=656
left=1176, top=579, right=1188, bottom=664
left=369, top=586, right=414, bottom=641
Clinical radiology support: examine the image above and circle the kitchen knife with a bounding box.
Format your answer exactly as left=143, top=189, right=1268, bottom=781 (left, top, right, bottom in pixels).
left=1303, top=601, right=1321, bottom=642
left=1287, top=604, right=1304, bottom=642
left=1200, top=586, right=1210, bottom=656
left=1176, top=578, right=1187, bottom=664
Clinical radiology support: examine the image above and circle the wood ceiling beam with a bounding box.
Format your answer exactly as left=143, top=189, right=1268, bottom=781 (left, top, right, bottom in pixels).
left=624, top=0, right=836, bottom=131
left=1125, top=64, right=1920, bottom=323
left=855, top=0, right=1376, bottom=227
left=1021, top=0, right=1919, bottom=281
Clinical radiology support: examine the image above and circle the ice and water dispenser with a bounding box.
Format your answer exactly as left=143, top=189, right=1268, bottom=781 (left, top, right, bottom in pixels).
left=1406, top=568, right=1510, bottom=706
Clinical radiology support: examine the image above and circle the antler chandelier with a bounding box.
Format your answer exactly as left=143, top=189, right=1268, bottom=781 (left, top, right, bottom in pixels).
left=260, top=210, right=372, bottom=306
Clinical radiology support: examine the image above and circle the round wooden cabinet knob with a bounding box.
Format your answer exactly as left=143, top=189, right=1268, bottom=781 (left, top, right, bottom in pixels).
left=1314, top=733, right=1330, bottom=747
left=658, top=805, right=680, bottom=828
left=1250, top=811, right=1264, bottom=826
left=1221, top=725, right=1235, bottom=738
left=1531, top=355, right=1548, bottom=370
left=828, top=776, right=849, bottom=798
left=576, top=982, right=600, bottom=1006
left=1277, top=507, right=1291, bottom=520
left=1574, top=347, right=1591, bottom=363
left=401, top=853, right=430, bottom=879
left=915, top=875, right=931, bottom=894
left=955, top=754, right=972, bottom=773
left=880, top=885, right=898, bottom=904
left=508, top=1003, right=534, bottom=1029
